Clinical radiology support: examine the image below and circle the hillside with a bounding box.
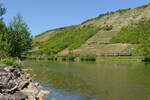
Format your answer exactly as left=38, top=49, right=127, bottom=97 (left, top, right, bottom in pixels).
left=32, top=3, right=150, bottom=56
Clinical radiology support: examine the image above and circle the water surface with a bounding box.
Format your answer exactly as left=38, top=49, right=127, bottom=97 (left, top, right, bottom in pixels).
left=23, top=61, right=150, bottom=100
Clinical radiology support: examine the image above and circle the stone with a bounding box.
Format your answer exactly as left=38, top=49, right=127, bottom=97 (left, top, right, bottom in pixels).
left=0, top=66, right=39, bottom=100
left=37, top=90, right=51, bottom=100
left=14, top=91, right=28, bottom=100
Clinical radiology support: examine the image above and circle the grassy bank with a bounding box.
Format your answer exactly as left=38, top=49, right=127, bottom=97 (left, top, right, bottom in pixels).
left=96, top=56, right=143, bottom=62
left=24, top=56, right=143, bottom=62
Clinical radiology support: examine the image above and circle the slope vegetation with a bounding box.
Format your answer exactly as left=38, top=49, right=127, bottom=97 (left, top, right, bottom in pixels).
left=32, top=25, right=100, bottom=54
left=111, top=18, right=150, bottom=56
left=32, top=3, right=150, bottom=56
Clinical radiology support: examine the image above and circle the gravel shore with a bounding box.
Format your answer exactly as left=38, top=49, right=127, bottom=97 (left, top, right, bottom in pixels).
left=0, top=65, right=50, bottom=100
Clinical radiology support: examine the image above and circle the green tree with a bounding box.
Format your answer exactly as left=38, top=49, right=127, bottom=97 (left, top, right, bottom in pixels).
left=0, top=21, right=7, bottom=57
left=0, top=3, right=6, bottom=20
left=0, top=3, right=7, bottom=57
left=5, top=14, right=32, bottom=57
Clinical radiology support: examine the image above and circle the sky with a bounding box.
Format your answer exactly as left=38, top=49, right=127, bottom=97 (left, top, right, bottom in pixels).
left=1, top=0, right=150, bottom=36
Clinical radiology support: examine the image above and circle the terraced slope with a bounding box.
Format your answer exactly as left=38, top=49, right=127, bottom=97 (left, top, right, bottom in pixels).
left=32, top=3, right=150, bottom=56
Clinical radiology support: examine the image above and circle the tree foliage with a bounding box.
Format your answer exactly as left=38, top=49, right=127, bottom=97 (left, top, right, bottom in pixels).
left=0, top=21, right=8, bottom=57
left=5, top=14, right=32, bottom=57
left=0, top=3, right=6, bottom=20
left=0, top=12, right=32, bottom=57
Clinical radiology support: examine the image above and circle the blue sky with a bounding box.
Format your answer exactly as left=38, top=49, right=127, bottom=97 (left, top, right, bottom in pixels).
left=1, top=0, right=150, bottom=36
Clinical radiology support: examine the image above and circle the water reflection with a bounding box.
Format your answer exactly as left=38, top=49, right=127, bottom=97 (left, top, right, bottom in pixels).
left=23, top=61, right=150, bottom=100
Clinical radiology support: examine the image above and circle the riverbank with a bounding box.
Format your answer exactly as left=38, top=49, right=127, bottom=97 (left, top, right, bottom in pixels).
left=96, top=56, right=143, bottom=62
left=24, top=56, right=144, bottom=62
left=0, top=64, right=50, bottom=100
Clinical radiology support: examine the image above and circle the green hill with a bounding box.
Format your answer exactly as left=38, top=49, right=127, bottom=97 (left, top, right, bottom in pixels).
left=31, top=3, right=150, bottom=56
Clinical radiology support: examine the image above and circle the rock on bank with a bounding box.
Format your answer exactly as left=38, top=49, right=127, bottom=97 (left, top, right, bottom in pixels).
left=0, top=65, right=39, bottom=100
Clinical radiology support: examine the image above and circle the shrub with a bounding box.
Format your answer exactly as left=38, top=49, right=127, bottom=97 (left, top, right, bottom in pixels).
left=62, top=54, right=76, bottom=61
left=79, top=54, right=96, bottom=61
left=47, top=56, right=57, bottom=61
left=117, top=8, right=131, bottom=14
left=2, top=58, right=20, bottom=67
left=102, top=25, right=113, bottom=31
left=142, top=56, right=150, bottom=62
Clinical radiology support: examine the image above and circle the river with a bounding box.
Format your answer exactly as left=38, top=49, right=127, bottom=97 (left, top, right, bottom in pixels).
left=23, top=61, right=150, bottom=100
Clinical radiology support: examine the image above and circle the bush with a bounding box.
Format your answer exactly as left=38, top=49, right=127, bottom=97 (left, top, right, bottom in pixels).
left=47, top=56, right=57, bottom=61
left=62, top=54, right=76, bottom=61
left=1, top=58, right=20, bottom=67
left=142, top=56, right=150, bottom=62
left=79, top=54, right=96, bottom=61
left=117, top=8, right=131, bottom=14
left=102, top=25, right=113, bottom=31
